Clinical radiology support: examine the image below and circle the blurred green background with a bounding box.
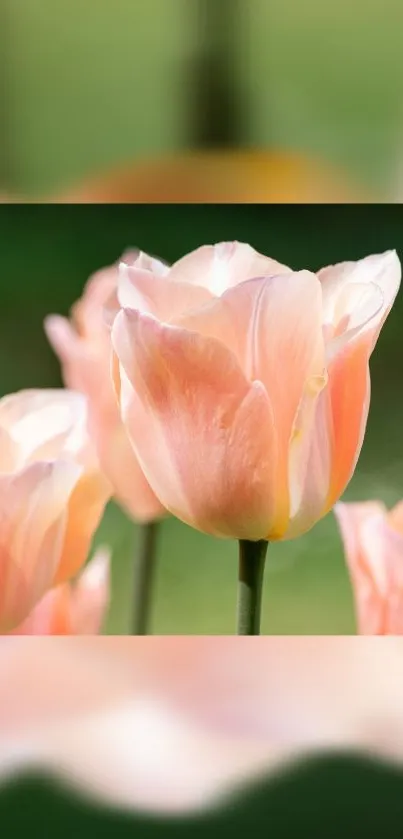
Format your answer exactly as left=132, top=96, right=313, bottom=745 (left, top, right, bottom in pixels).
left=3, top=753, right=403, bottom=839
left=1, top=0, right=403, bottom=196
left=0, top=204, right=401, bottom=634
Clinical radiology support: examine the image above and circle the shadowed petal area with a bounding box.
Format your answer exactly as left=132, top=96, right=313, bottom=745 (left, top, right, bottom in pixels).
left=112, top=310, right=278, bottom=540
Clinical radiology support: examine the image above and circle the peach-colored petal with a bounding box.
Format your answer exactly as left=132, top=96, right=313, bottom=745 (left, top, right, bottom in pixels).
left=0, top=460, right=81, bottom=631
left=285, top=380, right=331, bottom=538
left=0, top=389, right=89, bottom=466
left=0, top=426, right=20, bottom=473
left=117, top=261, right=214, bottom=321
left=325, top=333, right=372, bottom=509
left=12, top=547, right=111, bottom=636
left=334, top=501, right=391, bottom=634
left=71, top=266, right=119, bottom=337
left=45, top=286, right=165, bottom=525
left=69, top=547, right=110, bottom=634
left=319, top=250, right=401, bottom=344
left=112, top=309, right=278, bottom=540
left=54, top=468, right=111, bottom=584
left=178, top=272, right=325, bottom=537
left=44, top=315, right=91, bottom=393
left=168, top=241, right=291, bottom=295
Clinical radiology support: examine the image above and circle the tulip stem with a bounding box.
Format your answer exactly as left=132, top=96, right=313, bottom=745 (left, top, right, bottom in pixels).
left=132, top=521, right=159, bottom=635
left=237, top=540, right=268, bottom=635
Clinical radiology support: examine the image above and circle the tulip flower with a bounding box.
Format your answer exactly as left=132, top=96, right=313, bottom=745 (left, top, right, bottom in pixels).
left=44, top=259, right=164, bottom=524
left=335, top=500, right=403, bottom=635
left=0, top=389, right=111, bottom=631
left=44, top=258, right=168, bottom=635
left=1, top=638, right=403, bottom=814
left=10, top=548, right=110, bottom=636
left=110, top=243, right=400, bottom=633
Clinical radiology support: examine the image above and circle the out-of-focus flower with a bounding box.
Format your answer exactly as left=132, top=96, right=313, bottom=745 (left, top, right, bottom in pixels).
left=335, top=500, right=403, bottom=635
left=44, top=261, right=165, bottom=524
left=10, top=548, right=110, bottom=636
left=0, top=638, right=403, bottom=815
left=111, top=244, right=400, bottom=541
left=0, top=389, right=111, bottom=631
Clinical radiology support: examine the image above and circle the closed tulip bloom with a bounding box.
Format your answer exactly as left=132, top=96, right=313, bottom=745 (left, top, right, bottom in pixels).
left=10, top=547, right=110, bottom=636
left=335, top=501, right=403, bottom=635
left=44, top=259, right=165, bottom=523
left=0, top=389, right=111, bottom=631
left=111, top=244, right=400, bottom=541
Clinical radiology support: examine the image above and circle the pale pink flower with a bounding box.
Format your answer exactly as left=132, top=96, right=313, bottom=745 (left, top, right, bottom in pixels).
left=335, top=500, right=403, bottom=634
left=10, top=548, right=110, bottom=635
left=44, top=258, right=165, bottom=523
left=0, top=389, right=111, bottom=631
left=111, top=244, right=400, bottom=540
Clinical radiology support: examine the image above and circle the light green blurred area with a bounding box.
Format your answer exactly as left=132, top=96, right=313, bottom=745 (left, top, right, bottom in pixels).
left=0, top=203, right=402, bottom=634
left=2, top=0, right=403, bottom=195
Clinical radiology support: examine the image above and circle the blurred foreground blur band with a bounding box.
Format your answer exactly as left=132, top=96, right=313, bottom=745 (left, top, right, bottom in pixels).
left=1, top=638, right=403, bottom=816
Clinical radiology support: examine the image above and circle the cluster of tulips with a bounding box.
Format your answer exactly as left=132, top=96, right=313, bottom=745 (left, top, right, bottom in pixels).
left=0, top=241, right=401, bottom=635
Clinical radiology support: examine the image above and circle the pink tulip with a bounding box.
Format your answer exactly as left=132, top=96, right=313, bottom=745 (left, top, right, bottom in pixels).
left=0, top=389, right=111, bottom=631
left=111, top=243, right=400, bottom=541
left=1, top=638, right=403, bottom=814
left=335, top=500, right=403, bottom=634
left=44, top=258, right=165, bottom=523
left=10, top=548, right=110, bottom=636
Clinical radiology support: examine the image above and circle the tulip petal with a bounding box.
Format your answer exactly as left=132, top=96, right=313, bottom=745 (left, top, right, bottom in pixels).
left=44, top=315, right=88, bottom=392
left=112, top=310, right=278, bottom=539
left=325, top=333, right=372, bottom=509
left=319, top=250, right=401, bottom=341
left=117, top=262, right=214, bottom=321
left=0, top=460, right=81, bottom=631
left=168, top=242, right=291, bottom=295
left=179, top=272, right=325, bottom=536
left=334, top=501, right=390, bottom=634
left=54, top=468, right=111, bottom=585
left=46, top=317, right=163, bottom=523
left=70, top=547, right=111, bottom=634
left=0, top=389, right=88, bottom=466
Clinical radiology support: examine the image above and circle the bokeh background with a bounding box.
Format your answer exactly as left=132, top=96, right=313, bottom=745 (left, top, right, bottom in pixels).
left=0, top=203, right=401, bottom=634
left=1, top=0, right=403, bottom=200
left=3, top=754, right=403, bottom=839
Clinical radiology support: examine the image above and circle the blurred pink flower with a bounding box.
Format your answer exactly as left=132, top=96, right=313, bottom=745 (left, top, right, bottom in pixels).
left=0, top=389, right=111, bottom=631
left=0, top=638, right=403, bottom=814
left=335, top=500, right=403, bottom=634
left=10, top=548, right=110, bottom=636
left=111, top=244, right=400, bottom=541
left=44, top=257, right=165, bottom=523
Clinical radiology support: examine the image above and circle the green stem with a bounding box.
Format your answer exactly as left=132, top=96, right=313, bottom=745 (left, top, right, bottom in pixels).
left=132, top=520, right=159, bottom=635
left=237, top=540, right=268, bottom=635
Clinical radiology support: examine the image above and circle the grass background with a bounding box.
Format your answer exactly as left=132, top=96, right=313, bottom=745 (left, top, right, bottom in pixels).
left=0, top=203, right=401, bottom=635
